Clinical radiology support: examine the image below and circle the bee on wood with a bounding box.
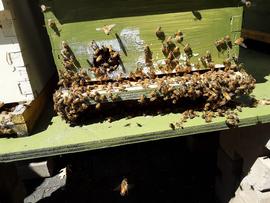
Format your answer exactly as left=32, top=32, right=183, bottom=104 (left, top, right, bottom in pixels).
left=205, top=51, right=212, bottom=63
left=138, top=94, right=147, bottom=104
left=166, top=36, right=176, bottom=51
left=162, top=43, right=170, bottom=57
left=144, top=45, right=153, bottom=67
left=184, top=43, right=193, bottom=58
left=175, top=31, right=184, bottom=44
left=234, top=37, right=247, bottom=48
left=169, top=123, right=176, bottom=130
left=95, top=103, right=101, bottom=110
left=48, top=19, right=60, bottom=36
left=224, top=35, right=233, bottom=49
left=156, top=26, right=165, bottom=41
left=173, top=47, right=180, bottom=58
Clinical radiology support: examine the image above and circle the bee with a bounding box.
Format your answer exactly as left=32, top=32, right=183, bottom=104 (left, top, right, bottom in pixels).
left=155, top=26, right=165, bottom=41
left=136, top=123, right=142, bottom=127
left=124, top=123, right=131, bottom=127
left=192, top=10, right=202, bottom=20
left=166, top=36, right=176, bottom=51
left=112, top=51, right=119, bottom=59
left=40, top=4, right=51, bottom=12
left=96, top=55, right=103, bottom=63
left=138, top=94, right=147, bottom=104
left=95, top=103, right=101, bottom=110
left=223, top=92, right=231, bottom=101
left=162, top=43, right=169, bottom=57
left=96, top=24, right=116, bottom=35
left=111, top=93, right=120, bottom=101
left=120, top=178, right=129, bottom=196
left=48, top=19, right=60, bottom=36
left=184, top=43, right=193, bottom=58
left=205, top=51, right=212, bottom=62
left=234, top=37, right=247, bottom=48
left=169, top=123, right=176, bottom=130
left=144, top=45, right=153, bottom=66
left=224, top=35, right=233, bottom=49
left=175, top=31, right=184, bottom=43
left=173, top=47, right=180, bottom=58
left=240, top=0, right=252, bottom=7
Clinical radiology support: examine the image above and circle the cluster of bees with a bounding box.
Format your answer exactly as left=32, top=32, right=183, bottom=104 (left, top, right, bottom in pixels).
left=53, top=62, right=256, bottom=127
left=0, top=105, right=16, bottom=135
left=90, top=41, right=121, bottom=78
left=154, top=27, right=197, bottom=73
left=60, top=41, right=80, bottom=71
left=53, top=25, right=255, bottom=128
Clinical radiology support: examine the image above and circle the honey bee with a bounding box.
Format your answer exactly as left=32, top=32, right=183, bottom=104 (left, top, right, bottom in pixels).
left=48, top=19, right=60, bottom=36
left=138, top=94, right=147, bottom=104
left=120, top=178, right=129, bottom=196
left=166, top=36, right=176, bottom=51
left=96, top=24, right=116, bottom=35
left=96, top=55, right=103, bottom=63
left=240, top=0, right=252, bottom=7
left=169, top=123, right=176, bottom=130
left=224, top=35, right=233, bottom=49
left=173, top=47, right=180, bottom=58
left=234, top=37, right=247, bottom=48
left=175, top=31, right=184, bottom=44
left=156, top=26, right=165, bottom=41
left=184, top=44, right=193, bottom=58
left=144, top=45, right=153, bottom=66
left=40, top=4, right=50, bottom=12
left=95, top=103, right=101, bottom=110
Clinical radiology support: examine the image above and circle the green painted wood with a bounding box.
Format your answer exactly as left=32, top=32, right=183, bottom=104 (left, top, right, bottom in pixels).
left=41, top=0, right=243, bottom=73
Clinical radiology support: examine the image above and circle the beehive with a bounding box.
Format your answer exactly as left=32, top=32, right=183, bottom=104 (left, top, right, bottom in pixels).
left=0, top=0, right=56, bottom=136
left=40, top=0, right=246, bottom=123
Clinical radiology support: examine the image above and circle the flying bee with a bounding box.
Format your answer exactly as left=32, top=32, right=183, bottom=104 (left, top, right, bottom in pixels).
left=234, top=37, right=247, bottom=48
left=155, top=26, right=165, bottom=41
left=184, top=43, right=193, bottom=58
left=96, top=24, right=116, bottom=35
left=240, top=0, right=252, bottom=7
left=119, top=178, right=129, bottom=196
left=40, top=4, right=51, bottom=12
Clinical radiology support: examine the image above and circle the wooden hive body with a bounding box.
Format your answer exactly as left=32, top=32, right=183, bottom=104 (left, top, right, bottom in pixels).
left=0, top=0, right=56, bottom=136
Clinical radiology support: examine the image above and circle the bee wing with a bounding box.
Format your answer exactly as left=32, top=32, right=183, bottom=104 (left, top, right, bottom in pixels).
left=107, top=24, right=116, bottom=30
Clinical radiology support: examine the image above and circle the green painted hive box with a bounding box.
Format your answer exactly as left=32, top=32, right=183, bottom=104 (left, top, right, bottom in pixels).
left=40, top=0, right=243, bottom=75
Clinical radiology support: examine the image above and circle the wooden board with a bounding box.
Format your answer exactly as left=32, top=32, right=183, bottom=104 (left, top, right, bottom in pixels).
left=0, top=46, right=269, bottom=162
left=0, top=72, right=57, bottom=137
left=41, top=0, right=243, bottom=75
